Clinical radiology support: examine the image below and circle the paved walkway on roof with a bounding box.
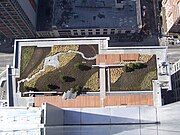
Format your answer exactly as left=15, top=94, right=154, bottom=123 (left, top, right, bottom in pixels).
left=100, top=68, right=106, bottom=101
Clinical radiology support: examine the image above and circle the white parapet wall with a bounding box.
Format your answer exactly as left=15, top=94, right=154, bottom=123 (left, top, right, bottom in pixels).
left=62, top=106, right=158, bottom=125
left=12, top=37, right=171, bottom=108
left=37, top=103, right=158, bottom=126
left=43, top=103, right=64, bottom=126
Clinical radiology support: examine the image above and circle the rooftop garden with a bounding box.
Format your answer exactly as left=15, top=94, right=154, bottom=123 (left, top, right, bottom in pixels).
left=110, top=55, right=157, bottom=91
left=19, top=44, right=99, bottom=94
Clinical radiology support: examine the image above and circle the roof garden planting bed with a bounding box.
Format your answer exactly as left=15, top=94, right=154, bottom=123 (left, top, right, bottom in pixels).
left=20, top=46, right=51, bottom=79
left=19, top=44, right=99, bottom=93
left=110, top=55, right=157, bottom=91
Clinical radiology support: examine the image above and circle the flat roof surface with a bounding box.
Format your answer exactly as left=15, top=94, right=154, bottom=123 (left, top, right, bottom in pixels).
left=0, top=107, right=41, bottom=125
left=52, top=0, right=140, bottom=29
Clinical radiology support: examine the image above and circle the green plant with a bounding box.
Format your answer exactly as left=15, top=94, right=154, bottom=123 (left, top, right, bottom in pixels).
left=133, top=63, right=147, bottom=69
left=74, top=62, right=91, bottom=71
left=20, top=47, right=35, bottom=73
left=72, top=85, right=82, bottom=94
left=24, top=86, right=38, bottom=92
left=47, top=84, right=60, bottom=90
left=125, top=63, right=147, bottom=72
left=44, top=85, right=50, bottom=91
left=60, top=75, right=76, bottom=83
left=125, top=66, right=134, bottom=72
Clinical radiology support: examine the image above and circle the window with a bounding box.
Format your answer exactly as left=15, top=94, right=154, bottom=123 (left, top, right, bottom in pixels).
left=74, top=32, right=78, bottom=36
left=81, top=32, right=85, bottom=35
left=89, top=32, right=93, bottom=35
left=103, top=32, right=107, bottom=35
left=177, top=2, right=180, bottom=17
left=103, top=29, right=108, bottom=31
left=96, top=29, right=100, bottom=31
left=58, top=30, right=70, bottom=32
left=176, top=82, right=179, bottom=88
left=111, top=29, right=115, bottom=34
left=96, top=32, right=100, bottom=35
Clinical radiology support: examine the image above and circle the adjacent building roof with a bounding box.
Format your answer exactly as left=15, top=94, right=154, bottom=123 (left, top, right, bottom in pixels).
left=37, top=0, right=142, bottom=31
left=53, top=0, right=141, bottom=30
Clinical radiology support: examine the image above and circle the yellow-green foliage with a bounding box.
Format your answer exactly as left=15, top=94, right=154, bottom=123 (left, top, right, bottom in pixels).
left=59, top=53, right=77, bottom=67
left=51, top=45, right=79, bottom=54
left=110, top=68, right=124, bottom=83
left=84, top=71, right=99, bottom=91
left=24, top=66, right=55, bottom=88
left=139, top=54, right=153, bottom=62
left=20, top=47, right=35, bottom=73
left=141, top=70, right=157, bottom=90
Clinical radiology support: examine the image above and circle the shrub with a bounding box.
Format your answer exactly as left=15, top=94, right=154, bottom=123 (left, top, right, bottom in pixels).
left=60, top=75, right=76, bottom=83
left=133, top=63, right=147, bottom=69
left=44, top=85, right=50, bottom=91
left=74, top=62, right=91, bottom=71
left=72, top=85, right=82, bottom=95
left=125, top=63, right=147, bottom=72
left=24, top=86, right=38, bottom=92
left=125, top=65, right=134, bottom=72
left=47, top=84, right=60, bottom=90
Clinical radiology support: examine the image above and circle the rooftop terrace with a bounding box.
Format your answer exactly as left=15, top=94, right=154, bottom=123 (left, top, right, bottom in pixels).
left=52, top=0, right=141, bottom=30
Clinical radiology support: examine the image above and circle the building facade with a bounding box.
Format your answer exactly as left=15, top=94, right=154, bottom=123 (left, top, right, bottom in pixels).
left=10, top=38, right=171, bottom=107
left=161, top=0, right=180, bottom=34
left=0, top=0, right=37, bottom=38
left=171, top=59, right=180, bottom=101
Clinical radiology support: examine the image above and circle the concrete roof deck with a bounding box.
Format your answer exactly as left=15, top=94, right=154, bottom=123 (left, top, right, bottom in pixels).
left=53, top=0, right=140, bottom=29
